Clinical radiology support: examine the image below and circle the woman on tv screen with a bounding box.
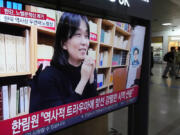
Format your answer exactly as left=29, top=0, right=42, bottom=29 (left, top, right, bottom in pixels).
left=30, top=12, right=98, bottom=113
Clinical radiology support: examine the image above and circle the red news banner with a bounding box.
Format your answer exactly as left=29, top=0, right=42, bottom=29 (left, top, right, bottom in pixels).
left=0, top=7, right=55, bottom=30
left=0, top=86, right=138, bottom=135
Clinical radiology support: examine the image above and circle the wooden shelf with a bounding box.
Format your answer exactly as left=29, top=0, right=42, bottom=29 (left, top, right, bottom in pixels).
left=116, top=26, right=131, bottom=36
left=90, top=40, right=98, bottom=44
left=97, top=84, right=108, bottom=91
left=98, top=66, right=110, bottom=69
left=100, top=42, right=112, bottom=48
left=113, top=46, right=129, bottom=51
left=102, top=20, right=115, bottom=27
left=0, top=72, right=32, bottom=78
left=37, top=27, right=56, bottom=36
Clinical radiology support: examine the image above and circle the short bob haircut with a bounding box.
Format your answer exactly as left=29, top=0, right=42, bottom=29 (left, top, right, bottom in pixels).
left=51, top=12, right=90, bottom=68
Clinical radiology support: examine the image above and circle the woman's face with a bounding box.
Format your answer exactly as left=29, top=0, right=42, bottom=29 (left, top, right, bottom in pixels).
left=63, top=20, right=89, bottom=66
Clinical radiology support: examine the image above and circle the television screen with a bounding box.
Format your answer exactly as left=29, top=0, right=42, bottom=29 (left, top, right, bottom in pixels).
left=0, top=4, right=146, bottom=135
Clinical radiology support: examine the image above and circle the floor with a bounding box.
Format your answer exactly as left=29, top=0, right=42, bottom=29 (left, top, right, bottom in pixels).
left=149, top=64, right=180, bottom=135
left=108, top=64, right=180, bottom=135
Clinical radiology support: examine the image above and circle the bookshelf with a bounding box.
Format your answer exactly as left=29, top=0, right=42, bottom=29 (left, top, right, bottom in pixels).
left=0, top=22, right=32, bottom=77
left=28, top=9, right=132, bottom=94
left=0, top=5, right=132, bottom=119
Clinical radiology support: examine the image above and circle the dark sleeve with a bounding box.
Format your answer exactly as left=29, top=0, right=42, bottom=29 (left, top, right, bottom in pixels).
left=29, top=70, right=64, bottom=113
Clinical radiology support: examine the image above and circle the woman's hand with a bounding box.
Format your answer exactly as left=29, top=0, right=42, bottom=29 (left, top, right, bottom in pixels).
left=81, top=56, right=94, bottom=82
left=89, top=57, right=95, bottom=84
left=75, top=56, right=95, bottom=95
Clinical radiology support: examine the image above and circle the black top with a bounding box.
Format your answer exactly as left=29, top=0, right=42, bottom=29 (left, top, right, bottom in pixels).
left=29, top=64, right=98, bottom=113
left=164, top=51, right=174, bottom=63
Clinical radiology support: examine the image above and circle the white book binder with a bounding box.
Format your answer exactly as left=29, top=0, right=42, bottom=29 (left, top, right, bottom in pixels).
left=2, top=86, right=9, bottom=120
left=5, top=35, right=17, bottom=73
left=0, top=34, right=6, bottom=73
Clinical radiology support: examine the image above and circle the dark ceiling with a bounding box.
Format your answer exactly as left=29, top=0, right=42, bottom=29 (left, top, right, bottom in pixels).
left=152, top=0, right=180, bottom=32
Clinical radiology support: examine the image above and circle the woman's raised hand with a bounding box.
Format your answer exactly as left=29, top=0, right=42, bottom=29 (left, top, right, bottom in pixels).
left=81, top=56, right=94, bottom=82
left=75, top=56, right=95, bottom=95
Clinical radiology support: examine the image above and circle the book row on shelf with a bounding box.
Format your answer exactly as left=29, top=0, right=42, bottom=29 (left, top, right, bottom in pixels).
left=112, top=51, right=128, bottom=66
left=97, top=74, right=105, bottom=88
left=98, top=49, right=128, bottom=68
left=116, top=22, right=131, bottom=33
left=89, top=20, right=98, bottom=35
left=0, top=84, right=31, bottom=120
left=101, top=29, right=111, bottom=44
left=114, top=34, right=129, bottom=49
left=99, top=51, right=109, bottom=67
left=0, top=30, right=30, bottom=74
left=97, top=72, right=113, bottom=89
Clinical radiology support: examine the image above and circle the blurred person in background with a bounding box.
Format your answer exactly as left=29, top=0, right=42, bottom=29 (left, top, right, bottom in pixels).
left=162, top=47, right=176, bottom=78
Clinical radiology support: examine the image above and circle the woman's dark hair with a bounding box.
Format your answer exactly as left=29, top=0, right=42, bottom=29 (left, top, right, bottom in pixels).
left=133, top=48, right=139, bottom=54
left=51, top=12, right=90, bottom=67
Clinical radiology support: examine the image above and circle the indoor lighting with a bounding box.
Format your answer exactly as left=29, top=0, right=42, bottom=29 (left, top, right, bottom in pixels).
left=162, top=23, right=172, bottom=26
left=109, top=0, right=116, bottom=2
left=171, top=37, right=180, bottom=40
